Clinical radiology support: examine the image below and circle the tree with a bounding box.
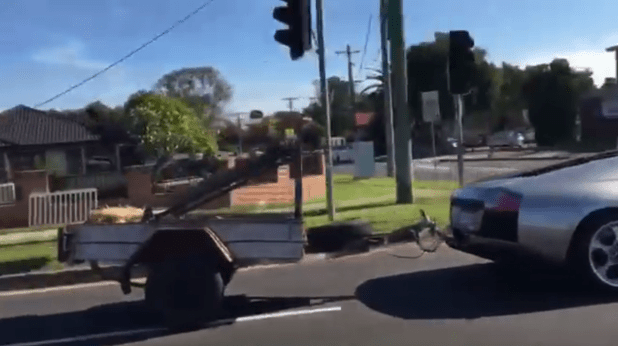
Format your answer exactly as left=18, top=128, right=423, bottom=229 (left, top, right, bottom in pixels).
left=522, top=59, right=595, bottom=145
left=303, top=77, right=359, bottom=137
left=601, top=78, right=617, bottom=90
left=125, top=93, right=218, bottom=157
left=83, top=101, right=135, bottom=137
left=405, top=32, right=496, bottom=143
left=153, top=67, right=233, bottom=126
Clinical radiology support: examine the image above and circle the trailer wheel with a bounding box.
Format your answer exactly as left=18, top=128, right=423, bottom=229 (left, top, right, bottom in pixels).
left=146, top=254, right=224, bottom=328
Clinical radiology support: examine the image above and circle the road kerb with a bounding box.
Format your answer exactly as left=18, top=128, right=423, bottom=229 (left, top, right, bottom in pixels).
left=437, top=156, right=570, bottom=163
left=0, top=266, right=149, bottom=293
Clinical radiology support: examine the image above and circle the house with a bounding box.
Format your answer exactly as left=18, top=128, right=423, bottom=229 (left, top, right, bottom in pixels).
left=0, top=105, right=134, bottom=196
left=579, top=84, right=618, bottom=146
left=0, top=105, right=106, bottom=178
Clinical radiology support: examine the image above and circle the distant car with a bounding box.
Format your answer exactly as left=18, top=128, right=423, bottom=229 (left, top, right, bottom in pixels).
left=487, top=130, right=525, bottom=149
left=332, top=144, right=354, bottom=164
left=522, top=128, right=536, bottom=144
left=447, top=150, right=618, bottom=291
left=446, top=134, right=485, bottom=150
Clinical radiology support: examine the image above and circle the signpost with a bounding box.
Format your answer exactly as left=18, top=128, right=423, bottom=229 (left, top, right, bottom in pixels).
left=602, top=100, right=618, bottom=118
left=422, top=91, right=441, bottom=166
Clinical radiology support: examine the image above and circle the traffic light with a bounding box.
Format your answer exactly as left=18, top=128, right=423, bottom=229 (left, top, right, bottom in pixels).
left=273, top=0, right=312, bottom=60
left=448, top=30, right=475, bottom=95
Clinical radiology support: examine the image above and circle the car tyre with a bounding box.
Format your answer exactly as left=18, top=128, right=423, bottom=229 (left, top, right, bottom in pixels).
left=570, top=214, right=618, bottom=292
left=305, top=221, right=373, bottom=253
left=146, top=254, right=224, bottom=328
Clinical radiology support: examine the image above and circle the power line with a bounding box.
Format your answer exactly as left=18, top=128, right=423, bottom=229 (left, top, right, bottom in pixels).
left=34, top=0, right=218, bottom=108
left=358, top=14, right=373, bottom=76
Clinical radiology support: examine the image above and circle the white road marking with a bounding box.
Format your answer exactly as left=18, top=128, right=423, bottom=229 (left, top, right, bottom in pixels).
left=235, top=305, right=342, bottom=322
left=4, top=306, right=342, bottom=346
left=0, top=281, right=118, bottom=297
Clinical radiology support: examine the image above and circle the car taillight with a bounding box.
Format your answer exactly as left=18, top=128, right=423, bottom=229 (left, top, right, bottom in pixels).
left=486, top=189, right=522, bottom=212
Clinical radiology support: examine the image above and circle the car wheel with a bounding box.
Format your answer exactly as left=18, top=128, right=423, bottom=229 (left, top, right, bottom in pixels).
left=146, top=254, right=224, bottom=328
left=571, top=214, right=618, bottom=291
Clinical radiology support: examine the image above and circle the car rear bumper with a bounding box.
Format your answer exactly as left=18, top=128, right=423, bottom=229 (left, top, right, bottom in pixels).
left=446, top=227, right=561, bottom=266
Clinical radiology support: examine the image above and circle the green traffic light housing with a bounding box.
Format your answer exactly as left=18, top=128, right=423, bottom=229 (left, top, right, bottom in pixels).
left=273, top=0, right=312, bottom=60
left=449, top=30, right=475, bottom=95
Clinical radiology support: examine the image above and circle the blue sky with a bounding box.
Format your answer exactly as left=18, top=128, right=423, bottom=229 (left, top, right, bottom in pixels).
left=1, top=0, right=618, bottom=117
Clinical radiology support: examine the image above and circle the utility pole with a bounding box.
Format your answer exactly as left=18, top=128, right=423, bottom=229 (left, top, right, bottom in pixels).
left=316, top=0, right=336, bottom=221
left=282, top=97, right=300, bottom=112
left=237, top=114, right=243, bottom=156
left=388, top=0, right=413, bottom=204
left=380, top=0, right=395, bottom=177
left=336, top=45, right=361, bottom=126
left=606, top=45, right=618, bottom=82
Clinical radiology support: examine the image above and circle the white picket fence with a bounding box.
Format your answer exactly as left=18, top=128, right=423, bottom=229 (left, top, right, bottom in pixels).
left=0, top=182, right=15, bottom=205
left=29, top=188, right=98, bottom=227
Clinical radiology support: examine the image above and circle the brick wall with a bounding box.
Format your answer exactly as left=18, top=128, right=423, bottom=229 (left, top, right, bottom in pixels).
left=231, top=152, right=326, bottom=207
left=0, top=170, right=48, bottom=229
left=103, top=170, right=232, bottom=210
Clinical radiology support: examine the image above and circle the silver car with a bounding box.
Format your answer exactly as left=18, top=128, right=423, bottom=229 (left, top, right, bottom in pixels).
left=486, top=130, right=525, bottom=148
left=447, top=150, right=618, bottom=290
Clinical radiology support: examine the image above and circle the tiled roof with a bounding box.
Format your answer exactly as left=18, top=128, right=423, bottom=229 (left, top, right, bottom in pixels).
left=0, top=105, right=100, bottom=146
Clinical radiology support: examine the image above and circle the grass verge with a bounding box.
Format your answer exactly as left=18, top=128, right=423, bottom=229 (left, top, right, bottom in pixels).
left=303, top=175, right=454, bottom=233
left=0, top=241, right=60, bottom=275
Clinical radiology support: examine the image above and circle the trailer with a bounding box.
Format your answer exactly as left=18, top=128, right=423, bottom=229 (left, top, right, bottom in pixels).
left=57, top=142, right=309, bottom=326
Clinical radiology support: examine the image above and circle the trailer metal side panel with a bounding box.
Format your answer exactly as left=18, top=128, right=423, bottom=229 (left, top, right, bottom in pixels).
left=71, top=224, right=154, bottom=243
left=73, top=244, right=142, bottom=263
left=66, top=216, right=305, bottom=265
left=205, top=218, right=303, bottom=242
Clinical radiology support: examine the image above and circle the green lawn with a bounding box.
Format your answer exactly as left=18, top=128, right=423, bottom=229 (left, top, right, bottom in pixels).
left=0, top=225, right=63, bottom=236
left=0, top=241, right=60, bottom=275
left=0, top=175, right=457, bottom=274
left=303, top=175, right=455, bottom=233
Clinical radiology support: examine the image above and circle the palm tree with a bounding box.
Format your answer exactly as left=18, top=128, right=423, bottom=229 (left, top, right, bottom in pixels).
left=360, top=68, right=386, bottom=95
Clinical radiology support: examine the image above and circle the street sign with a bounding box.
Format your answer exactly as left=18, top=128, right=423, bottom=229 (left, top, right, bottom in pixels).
left=602, top=100, right=618, bottom=118
left=421, top=91, right=441, bottom=123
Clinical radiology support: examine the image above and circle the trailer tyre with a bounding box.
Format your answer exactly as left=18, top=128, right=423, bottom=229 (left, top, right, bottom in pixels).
left=146, top=255, right=224, bottom=328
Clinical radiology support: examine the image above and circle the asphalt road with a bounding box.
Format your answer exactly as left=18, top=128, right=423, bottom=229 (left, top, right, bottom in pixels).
left=333, top=150, right=582, bottom=183
left=334, top=160, right=522, bottom=183
left=3, top=245, right=618, bottom=346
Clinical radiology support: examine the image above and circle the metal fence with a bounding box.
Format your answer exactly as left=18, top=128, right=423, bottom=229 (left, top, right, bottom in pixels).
left=29, top=188, right=98, bottom=227
left=0, top=182, right=15, bottom=205
left=51, top=172, right=127, bottom=192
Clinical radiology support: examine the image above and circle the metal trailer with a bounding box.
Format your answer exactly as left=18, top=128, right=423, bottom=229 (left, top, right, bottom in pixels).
left=57, top=142, right=309, bottom=326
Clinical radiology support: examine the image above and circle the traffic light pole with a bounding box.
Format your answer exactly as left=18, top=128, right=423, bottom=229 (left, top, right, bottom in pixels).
left=447, top=30, right=474, bottom=188
left=388, top=0, right=413, bottom=204
left=316, top=0, right=336, bottom=221
left=454, top=94, right=464, bottom=187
